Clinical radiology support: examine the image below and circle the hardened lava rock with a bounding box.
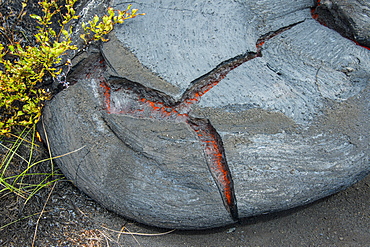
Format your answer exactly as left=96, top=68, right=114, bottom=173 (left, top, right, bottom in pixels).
left=313, top=0, right=370, bottom=47
left=41, top=0, right=370, bottom=229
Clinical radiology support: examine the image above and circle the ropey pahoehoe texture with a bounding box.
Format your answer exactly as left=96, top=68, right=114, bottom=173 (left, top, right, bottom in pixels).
left=40, top=0, right=370, bottom=229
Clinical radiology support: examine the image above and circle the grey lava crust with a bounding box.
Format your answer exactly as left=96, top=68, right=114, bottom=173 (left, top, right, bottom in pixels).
left=40, top=0, right=370, bottom=229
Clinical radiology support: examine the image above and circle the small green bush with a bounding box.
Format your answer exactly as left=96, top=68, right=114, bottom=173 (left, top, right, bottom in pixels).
left=0, top=0, right=144, bottom=135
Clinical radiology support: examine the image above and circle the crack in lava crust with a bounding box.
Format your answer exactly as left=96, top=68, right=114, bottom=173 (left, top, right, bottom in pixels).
left=95, top=23, right=301, bottom=221
left=100, top=54, right=256, bottom=221
left=186, top=117, right=238, bottom=220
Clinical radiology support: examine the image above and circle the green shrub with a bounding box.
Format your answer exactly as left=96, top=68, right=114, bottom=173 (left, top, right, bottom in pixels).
left=0, top=0, right=144, bottom=135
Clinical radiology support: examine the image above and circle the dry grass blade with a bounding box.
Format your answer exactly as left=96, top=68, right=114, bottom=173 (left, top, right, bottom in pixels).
left=8, top=132, right=41, bottom=148
left=100, top=225, right=176, bottom=236
left=0, top=210, right=49, bottom=230
left=31, top=181, right=56, bottom=247
left=121, top=226, right=141, bottom=246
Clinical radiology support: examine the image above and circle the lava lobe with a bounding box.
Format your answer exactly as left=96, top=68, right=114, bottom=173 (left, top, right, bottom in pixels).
left=92, top=22, right=301, bottom=220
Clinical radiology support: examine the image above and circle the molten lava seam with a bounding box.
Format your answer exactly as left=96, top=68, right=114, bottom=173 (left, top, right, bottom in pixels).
left=97, top=24, right=300, bottom=221
left=186, top=117, right=238, bottom=220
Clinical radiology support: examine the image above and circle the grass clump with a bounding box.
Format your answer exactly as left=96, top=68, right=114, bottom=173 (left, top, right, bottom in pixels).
left=0, top=125, right=62, bottom=202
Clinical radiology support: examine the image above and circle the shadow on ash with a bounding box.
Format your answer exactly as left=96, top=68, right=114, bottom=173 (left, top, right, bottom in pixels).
left=40, top=0, right=370, bottom=229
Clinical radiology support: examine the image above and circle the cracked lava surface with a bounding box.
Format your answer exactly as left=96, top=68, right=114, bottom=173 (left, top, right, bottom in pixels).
left=95, top=22, right=303, bottom=221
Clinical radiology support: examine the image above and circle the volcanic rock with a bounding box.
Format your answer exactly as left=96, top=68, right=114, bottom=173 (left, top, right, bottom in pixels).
left=313, top=0, right=370, bottom=47
left=40, top=0, right=370, bottom=229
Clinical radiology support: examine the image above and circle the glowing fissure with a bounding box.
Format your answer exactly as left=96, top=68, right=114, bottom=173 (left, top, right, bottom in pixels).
left=186, top=117, right=238, bottom=220
left=96, top=24, right=300, bottom=220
